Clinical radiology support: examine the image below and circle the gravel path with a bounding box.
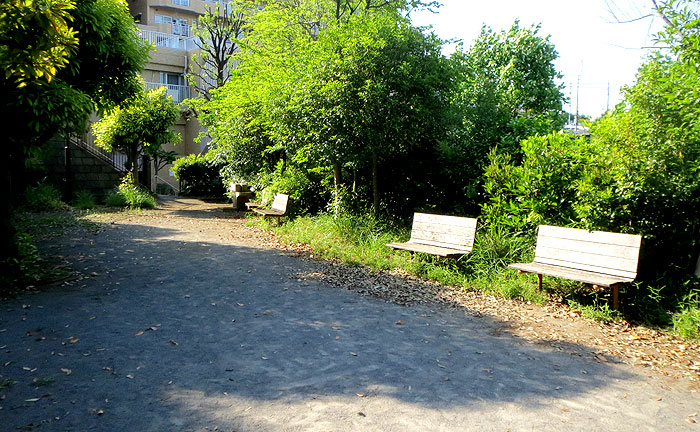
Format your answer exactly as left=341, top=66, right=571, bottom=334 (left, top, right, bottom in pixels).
left=1, top=197, right=699, bottom=431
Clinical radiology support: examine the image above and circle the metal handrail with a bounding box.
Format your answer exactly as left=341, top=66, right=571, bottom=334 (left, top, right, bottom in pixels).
left=145, top=82, right=192, bottom=103
left=155, top=173, right=181, bottom=194
left=69, top=134, right=139, bottom=173
left=137, top=29, right=198, bottom=51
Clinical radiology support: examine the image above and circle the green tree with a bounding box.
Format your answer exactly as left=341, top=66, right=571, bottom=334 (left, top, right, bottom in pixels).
left=441, top=21, right=566, bottom=210
left=0, top=0, right=78, bottom=87
left=186, top=0, right=246, bottom=101
left=481, top=52, right=700, bottom=314
left=202, top=0, right=452, bottom=215
left=93, top=87, right=181, bottom=184
left=0, top=0, right=149, bottom=266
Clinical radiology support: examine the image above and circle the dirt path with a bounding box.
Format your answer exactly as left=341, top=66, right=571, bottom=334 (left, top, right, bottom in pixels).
left=1, top=197, right=699, bottom=431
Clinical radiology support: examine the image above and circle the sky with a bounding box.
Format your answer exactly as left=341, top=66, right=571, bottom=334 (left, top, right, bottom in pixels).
left=410, top=0, right=667, bottom=119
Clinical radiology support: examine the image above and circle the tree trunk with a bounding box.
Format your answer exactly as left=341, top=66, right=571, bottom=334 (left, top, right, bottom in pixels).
left=129, top=145, right=139, bottom=185
left=695, top=251, right=700, bottom=277
left=333, top=162, right=342, bottom=216
left=372, top=151, right=379, bottom=217
left=0, top=150, right=17, bottom=266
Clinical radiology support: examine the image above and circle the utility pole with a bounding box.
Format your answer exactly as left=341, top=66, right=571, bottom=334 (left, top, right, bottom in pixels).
left=575, top=74, right=580, bottom=126
left=568, top=82, right=573, bottom=124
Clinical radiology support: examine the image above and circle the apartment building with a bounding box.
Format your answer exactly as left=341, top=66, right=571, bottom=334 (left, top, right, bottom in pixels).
left=125, top=0, right=227, bottom=191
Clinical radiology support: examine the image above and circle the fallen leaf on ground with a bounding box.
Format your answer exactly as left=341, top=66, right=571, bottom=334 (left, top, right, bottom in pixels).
left=135, top=331, right=144, bottom=336
left=69, top=337, right=79, bottom=343
left=61, top=368, right=72, bottom=375
left=169, top=340, right=178, bottom=346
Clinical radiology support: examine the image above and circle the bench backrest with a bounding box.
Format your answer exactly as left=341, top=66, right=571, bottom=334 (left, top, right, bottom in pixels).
left=271, top=194, right=289, bottom=213
left=409, top=213, right=478, bottom=251
left=534, top=225, right=642, bottom=279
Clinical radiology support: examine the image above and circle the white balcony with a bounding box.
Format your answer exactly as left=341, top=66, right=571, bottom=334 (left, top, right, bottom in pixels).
left=146, top=82, right=192, bottom=103
left=138, top=29, right=198, bottom=51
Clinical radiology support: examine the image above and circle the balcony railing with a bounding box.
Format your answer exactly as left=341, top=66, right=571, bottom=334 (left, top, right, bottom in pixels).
left=145, top=82, right=192, bottom=103
left=138, top=29, right=198, bottom=51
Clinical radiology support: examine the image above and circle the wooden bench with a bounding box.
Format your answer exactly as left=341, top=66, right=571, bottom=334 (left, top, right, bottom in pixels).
left=253, top=193, right=289, bottom=223
left=508, top=225, right=642, bottom=309
left=386, top=213, right=478, bottom=258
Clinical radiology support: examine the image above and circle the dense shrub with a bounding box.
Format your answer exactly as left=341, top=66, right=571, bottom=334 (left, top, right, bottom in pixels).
left=106, top=177, right=156, bottom=209
left=171, top=153, right=226, bottom=197
left=23, top=183, right=66, bottom=212
left=481, top=55, right=700, bottom=322
left=72, top=190, right=96, bottom=209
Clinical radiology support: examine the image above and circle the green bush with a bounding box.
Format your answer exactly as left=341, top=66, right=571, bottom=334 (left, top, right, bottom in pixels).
left=673, top=305, right=700, bottom=340
left=23, top=183, right=66, bottom=211
left=105, top=177, right=156, bottom=209
left=463, top=225, right=534, bottom=279
left=171, top=153, right=226, bottom=197
left=481, top=57, right=700, bottom=318
left=1, top=233, right=40, bottom=295
left=72, top=190, right=96, bottom=209
left=105, top=190, right=127, bottom=207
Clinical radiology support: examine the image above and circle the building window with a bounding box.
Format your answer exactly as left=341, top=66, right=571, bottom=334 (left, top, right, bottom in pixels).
left=173, top=0, right=190, bottom=5
left=172, top=18, right=190, bottom=36
left=160, top=72, right=185, bottom=87
left=155, top=15, right=172, bottom=24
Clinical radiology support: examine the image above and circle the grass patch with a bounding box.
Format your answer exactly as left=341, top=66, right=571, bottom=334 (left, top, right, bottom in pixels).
left=14, top=210, right=101, bottom=240
left=105, top=177, right=157, bottom=209
left=73, top=190, right=97, bottom=210
left=271, top=214, right=547, bottom=303
left=23, top=183, right=67, bottom=212
left=568, top=300, right=623, bottom=323
left=274, top=213, right=409, bottom=271
left=468, top=271, right=547, bottom=304
left=673, top=304, right=700, bottom=340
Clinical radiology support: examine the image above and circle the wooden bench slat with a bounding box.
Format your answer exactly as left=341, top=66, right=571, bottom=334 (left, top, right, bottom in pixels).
left=253, top=194, right=289, bottom=221
left=254, top=209, right=286, bottom=216
left=413, top=212, right=478, bottom=228
left=509, top=262, right=633, bottom=287
left=537, top=234, right=641, bottom=260
left=509, top=224, right=642, bottom=309
left=387, top=213, right=477, bottom=258
left=538, top=225, right=642, bottom=248
left=386, top=241, right=472, bottom=258
left=533, top=257, right=638, bottom=280
left=409, top=229, right=475, bottom=249
left=535, top=246, right=640, bottom=276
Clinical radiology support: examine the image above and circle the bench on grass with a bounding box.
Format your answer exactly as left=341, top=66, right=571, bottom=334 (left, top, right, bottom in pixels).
left=386, top=213, right=478, bottom=258
left=253, top=193, right=289, bottom=223
left=508, top=225, right=642, bottom=309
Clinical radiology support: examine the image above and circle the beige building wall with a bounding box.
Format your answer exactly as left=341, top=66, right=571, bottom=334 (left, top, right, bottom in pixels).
left=126, top=0, right=225, bottom=192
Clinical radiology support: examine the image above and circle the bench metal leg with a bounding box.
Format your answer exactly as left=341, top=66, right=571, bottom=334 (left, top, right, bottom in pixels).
left=611, top=286, right=619, bottom=310
left=537, top=274, right=543, bottom=291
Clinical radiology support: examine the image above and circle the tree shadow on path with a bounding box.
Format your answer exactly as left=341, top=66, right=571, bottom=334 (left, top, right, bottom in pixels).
left=0, top=220, right=695, bottom=431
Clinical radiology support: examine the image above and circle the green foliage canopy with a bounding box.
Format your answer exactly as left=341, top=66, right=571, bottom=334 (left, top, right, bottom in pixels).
left=203, top=0, right=454, bottom=215
left=440, top=21, right=566, bottom=209
left=93, top=87, right=181, bottom=184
